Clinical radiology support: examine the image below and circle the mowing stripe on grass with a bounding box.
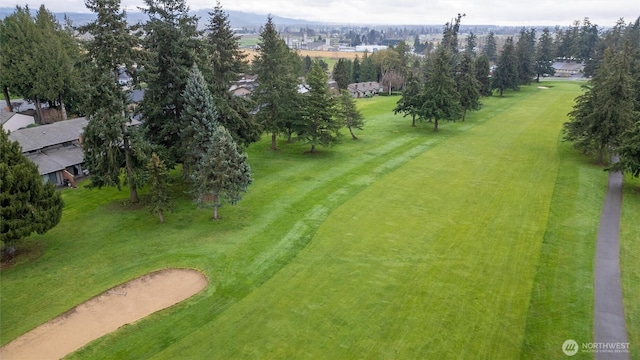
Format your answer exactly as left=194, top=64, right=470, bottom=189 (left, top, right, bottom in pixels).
left=153, top=84, right=581, bottom=359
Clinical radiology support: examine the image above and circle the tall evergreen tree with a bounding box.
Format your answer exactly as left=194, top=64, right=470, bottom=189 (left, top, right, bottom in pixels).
left=475, top=54, right=492, bottom=97
left=252, top=16, right=301, bottom=150
left=139, top=0, right=201, bottom=163
left=394, top=71, right=424, bottom=126
left=564, top=46, right=636, bottom=163
left=147, top=152, right=173, bottom=223
left=492, top=37, right=519, bottom=96
left=1, top=128, right=64, bottom=249
left=79, top=0, right=146, bottom=203
left=359, top=51, right=378, bottom=82
left=298, top=62, right=342, bottom=153
left=351, top=55, right=361, bottom=83
left=419, top=47, right=461, bottom=131
left=203, top=1, right=261, bottom=148
left=181, top=65, right=219, bottom=174
left=332, top=58, right=351, bottom=89
left=337, top=89, right=365, bottom=140
left=483, top=31, right=498, bottom=62
left=441, top=13, right=464, bottom=55
left=456, top=52, right=481, bottom=120
left=465, top=32, right=477, bottom=56
left=535, top=27, right=556, bottom=82
left=191, top=125, right=252, bottom=220
left=516, top=28, right=536, bottom=85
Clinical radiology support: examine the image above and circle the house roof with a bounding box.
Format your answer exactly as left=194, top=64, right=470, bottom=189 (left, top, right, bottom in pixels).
left=8, top=117, right=87, bottom=152
left=347, top=82, right=382, bottom=93
left=0, top=112, right=15, bottom=125
left=25, top=145, right=84, bottom=175
left=552, top=62, right=584, bottom=71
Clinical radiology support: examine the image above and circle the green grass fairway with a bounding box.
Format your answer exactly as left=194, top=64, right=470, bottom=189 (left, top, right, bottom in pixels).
left=3, top=82, right=636, bottom=359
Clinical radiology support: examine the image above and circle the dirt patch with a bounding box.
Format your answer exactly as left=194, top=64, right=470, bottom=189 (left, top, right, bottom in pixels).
left=0, top=268, right=207, bottom=360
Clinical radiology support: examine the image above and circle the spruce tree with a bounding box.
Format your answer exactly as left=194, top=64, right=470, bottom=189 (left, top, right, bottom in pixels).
left=191, top=125, right=252, bottom=220
left=535, top=27, right=556, bottom=82
left=394, top=71, right=423, bottom=126
left=338, top=89, right=365, bottom=140
left=492, top=37, right=519, bottom=96
left=456, top=52, right=481, bottom=121
left=332, top=58, right=351, bottom=89
left=1, top=129, right=63, bottom=249
left=298, top=62, right=342, bottom=153
left=419, top=47, right=461, bottom=131
left=204, top=1, right=261, bottom=148
left=475, top=54, right=492, bottom=97
left=181, top=64, right=219, bottom=174
left=147, top=152, right=173, bottom=223
left=516, top=28, right=536, bottom=85
left=139, top=0, right=201, bottom=163
left=483, top=31, right=497, bottom=62
left=252, top=15, right=300, bottom=150
left=564, top=46, right=636, bottom=163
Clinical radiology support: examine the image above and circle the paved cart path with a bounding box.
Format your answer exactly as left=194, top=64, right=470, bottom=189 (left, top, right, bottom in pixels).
left=594, top=167, right=629, bottom=360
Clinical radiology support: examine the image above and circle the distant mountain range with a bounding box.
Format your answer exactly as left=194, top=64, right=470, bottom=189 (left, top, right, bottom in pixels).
left=0, top=7, right=317, bottom=28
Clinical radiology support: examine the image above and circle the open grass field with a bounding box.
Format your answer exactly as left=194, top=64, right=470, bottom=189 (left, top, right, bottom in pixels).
left=622, top=175, right=640, bottom=359
left=1, top=82, right=638, bottom=359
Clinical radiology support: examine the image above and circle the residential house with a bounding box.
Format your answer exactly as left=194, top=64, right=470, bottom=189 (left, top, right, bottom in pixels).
left=552, top=61, right=584, bottom=77
left=8, top=117, right=88, bottom=186
left=347, top=82, right=383, bottom=98
left=0, top=112, right=35, bottom=132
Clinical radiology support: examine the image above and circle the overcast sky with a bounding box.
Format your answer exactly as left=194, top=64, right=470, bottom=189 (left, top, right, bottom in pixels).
left=0, top=0, right=637, bottom=26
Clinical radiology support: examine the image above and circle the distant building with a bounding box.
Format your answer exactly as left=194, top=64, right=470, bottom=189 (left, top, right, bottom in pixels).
left=552, top=61, right=584, bottom=77
left=347, top=82, right=383, bottom=98
left=355, top=45, right=388, bottom=53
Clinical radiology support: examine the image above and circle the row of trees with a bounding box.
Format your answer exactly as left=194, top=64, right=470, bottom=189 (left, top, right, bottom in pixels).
left=563, top=19, right=640, bottom=176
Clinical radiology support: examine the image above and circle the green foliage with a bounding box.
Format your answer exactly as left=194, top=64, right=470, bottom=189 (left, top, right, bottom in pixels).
left=0, top=128, right=63, bottom=246
left=252, top=15, right=301, bottom=150
left=456, top=52, right=482, bottom=120
left=139, top=0, right=201, bottom=163
left=612, top=121, right=640, bottom=177
left=535, top=28, right=556, bottom=81
left=441, top=13, right=464, bottom=55
left=419, top=47, right=462, bottom=131
left=298, top=62, right=342, bottom=153
left=394, top=71, right=423, bottom=126
left=483, top=31, right=497, bottom=62
left=203, top=1, right=261, bottom=148
left=359, top=51, right=378, bottom=82
left=180, top=64, right=219, bottom=174
left=564, top=46, right=636, bottom=163
left=337, top=89, right=365, bottom=140
left=147, top=152, right=173, bottom=223
left=332, top=58, right=351, bottom=89
left=516, top=28, right=536, bottom=85
left=191, top=125, right=252, bottom=220
left=492, top=37, right=519, bottom=96
left=475, top=54, right=492, bottom=97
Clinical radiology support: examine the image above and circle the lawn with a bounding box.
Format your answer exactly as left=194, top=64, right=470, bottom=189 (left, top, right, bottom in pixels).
left=621, top=175, right=640, bottom=360
left=2, top=81, right=636, bottom=359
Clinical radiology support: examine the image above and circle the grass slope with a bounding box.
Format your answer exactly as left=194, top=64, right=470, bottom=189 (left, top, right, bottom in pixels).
left=147, top=84, right=580, bottom=359
left=2, top=82, right=628, bottom=359
left=621, top=175, right=640, bottom=360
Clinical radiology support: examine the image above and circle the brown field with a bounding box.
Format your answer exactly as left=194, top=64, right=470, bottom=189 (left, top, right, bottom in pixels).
left=243, top=49, right=363, bottom=62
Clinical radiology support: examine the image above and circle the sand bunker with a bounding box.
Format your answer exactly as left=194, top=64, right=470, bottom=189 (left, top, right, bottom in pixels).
left=537, top=86, right=550, bottom=89
left=0, top=268, right=207, bottom=360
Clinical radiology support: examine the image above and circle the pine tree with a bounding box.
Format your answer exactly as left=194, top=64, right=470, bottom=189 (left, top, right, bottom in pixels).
left=338, top=89, right=365, bottom=140
left=535, top=27, right=556, bottom=82
left=181, top=64, right=219, bottom=174
left=332, top=58, right=351, bottom=89
left=147, top=152, right=173, bottom=223
left=419, top=47, right=462, bottom=131
left=351, top=55, right=361, bottom=83
left=516, top=28, right=536, bottom=85
left=191, top=125, right=252, bottom=220
left=1, top=128, right=64, bottom=249
left=394, top=71, right=423, bottom=126
left=359, top=51, right=378, bottom=82
left=475, top=54, right=492, bottom=97
left=483, top=31, right=497, bottom=62
left=492, top=37, right=519, bottom=96
left=456, top=52, right=481, bottom=120
left=298, top=62, right=342, bottom=153
left=139, top=0, right=201, bottom=163
left=252, top=15, right=301, bottom=150
left=79, top=0, right=147, bottom=203
left=564, top=46, right=636, bottom=163
left=203, top=1, right=261, bottom=148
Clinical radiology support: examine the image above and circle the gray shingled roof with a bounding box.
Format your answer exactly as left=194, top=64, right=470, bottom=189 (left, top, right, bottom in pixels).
left=0, top=112, right=15, bottom=125
left=25, top=145, right=84, bottom=175
left=8, top=117, right=87, bottom=152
